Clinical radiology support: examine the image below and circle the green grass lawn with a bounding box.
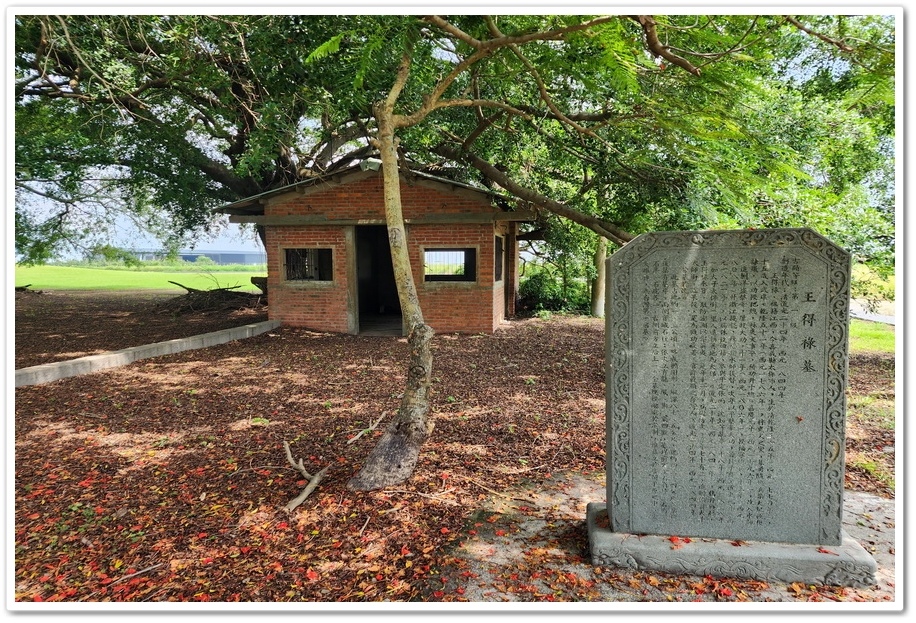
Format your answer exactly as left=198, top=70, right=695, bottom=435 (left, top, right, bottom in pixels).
left=15, top=265, right=266, bottom=292
left=849, top=318, right=896, bottom=355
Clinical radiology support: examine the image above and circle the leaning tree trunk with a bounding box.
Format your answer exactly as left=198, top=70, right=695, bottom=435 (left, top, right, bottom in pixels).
left=347, top=104, right=435, bottom=491
left=590, top=236, right=607, bottom=318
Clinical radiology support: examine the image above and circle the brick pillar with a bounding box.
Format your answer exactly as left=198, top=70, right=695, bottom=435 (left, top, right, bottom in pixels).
left=506, top=224, right=519, bottom=318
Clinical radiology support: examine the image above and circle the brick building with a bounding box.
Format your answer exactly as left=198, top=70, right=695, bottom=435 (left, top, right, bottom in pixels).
left=216, top=163, right=534, bottom=335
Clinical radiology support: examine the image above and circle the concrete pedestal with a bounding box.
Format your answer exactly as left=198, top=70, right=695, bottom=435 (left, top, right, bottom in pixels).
left=587, top=503, right=877, bottom=588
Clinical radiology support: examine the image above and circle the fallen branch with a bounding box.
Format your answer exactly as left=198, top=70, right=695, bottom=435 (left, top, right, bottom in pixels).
left=167, top=280, right=202, bottom=293
left=358, top=516, right=371, bottom=536
left=347, top=413, right=387, bottom=445
left=378, top=503, right=406, bottom=516
left=283, top=441, right=314, bottom=479
left=158, top=281, right=262, bottom=314
left=282, top=440, right=329, bottom=512
left=168, top=280, right=242, bottom=293
left=284, top=465, right=329, bottom=512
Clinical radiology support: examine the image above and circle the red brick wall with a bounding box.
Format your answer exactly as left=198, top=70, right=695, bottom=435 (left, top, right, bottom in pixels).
left=265, top=225, right=350, bottom=333
left=265, top=173, right=511, bottom=333
left=409, top=223, right=498, bottom=334
left=264, top=174, right=497, bottom=221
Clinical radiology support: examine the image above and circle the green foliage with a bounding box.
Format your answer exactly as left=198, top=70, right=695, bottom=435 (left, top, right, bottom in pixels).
left=852, top=262, right=895, bottom=304
left=14, top=13, right=895, bottom=274
left=304, top=33, right=345, bottom=63
left=518, top=267, right=590, bottom=314
left=85, top=245, right=142, bottom=267
left=518, top=271, right=565, bottom=312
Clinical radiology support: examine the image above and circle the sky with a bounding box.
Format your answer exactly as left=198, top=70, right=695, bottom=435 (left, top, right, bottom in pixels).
left=114, top=216, right=264, bottom=254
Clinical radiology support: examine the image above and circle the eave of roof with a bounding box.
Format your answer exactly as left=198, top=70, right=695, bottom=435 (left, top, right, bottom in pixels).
left=213, top=163, right=518, bottom=217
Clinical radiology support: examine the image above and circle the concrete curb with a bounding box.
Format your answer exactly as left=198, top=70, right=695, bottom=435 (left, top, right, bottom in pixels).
left=15, top=320, right=282, bottom=387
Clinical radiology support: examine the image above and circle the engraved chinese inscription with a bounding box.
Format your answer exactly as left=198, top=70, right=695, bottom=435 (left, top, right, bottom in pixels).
left=607, top=229, right=850, bottom=545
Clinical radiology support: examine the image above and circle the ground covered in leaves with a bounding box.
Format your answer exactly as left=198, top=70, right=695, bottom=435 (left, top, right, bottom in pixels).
left=13, top=291, right=896, bottom=606
left=14, top=289, right=267, bottom=369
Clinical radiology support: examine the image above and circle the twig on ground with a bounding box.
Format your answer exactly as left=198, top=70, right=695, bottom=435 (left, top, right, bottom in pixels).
left=346, top=413, right=387, bottom=445
left=459, top=475, right=531, bottom=502
left=386, top=488, right=459, bottom=505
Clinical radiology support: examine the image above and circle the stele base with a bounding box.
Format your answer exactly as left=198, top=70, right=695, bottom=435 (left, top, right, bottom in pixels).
left=586, top=503, right=877, bottom=588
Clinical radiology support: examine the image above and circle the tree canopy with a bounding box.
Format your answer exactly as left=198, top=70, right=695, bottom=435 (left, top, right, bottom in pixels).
left=15, top=13, right=896, bottom=268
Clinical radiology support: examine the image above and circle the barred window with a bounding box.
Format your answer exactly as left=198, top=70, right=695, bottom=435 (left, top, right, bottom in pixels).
left=495, top=236, right=504, bottom=282
left=424, top=248, right=477, bottom=282
left=285, top=248, right=333, bottom=281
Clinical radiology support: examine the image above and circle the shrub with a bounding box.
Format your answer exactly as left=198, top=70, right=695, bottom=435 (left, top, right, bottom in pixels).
left=518, top=270, right=590, bottom=314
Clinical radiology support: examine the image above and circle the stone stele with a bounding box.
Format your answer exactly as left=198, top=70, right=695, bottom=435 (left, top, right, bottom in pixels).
left=587, top=228, right=877, bottom=587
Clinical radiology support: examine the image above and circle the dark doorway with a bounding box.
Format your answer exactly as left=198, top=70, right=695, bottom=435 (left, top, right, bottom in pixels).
left=356, top=226, right=403, bottom=335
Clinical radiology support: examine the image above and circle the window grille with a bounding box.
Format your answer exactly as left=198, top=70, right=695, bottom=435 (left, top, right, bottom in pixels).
left=285, top=248, right=333, bottom=281
left=424, top=248, right=476, bottom=282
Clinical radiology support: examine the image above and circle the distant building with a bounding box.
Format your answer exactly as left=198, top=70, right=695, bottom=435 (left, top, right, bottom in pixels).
left=132, top=250, right=267, bottom=265
left=177, top=251, right=267, bottom=265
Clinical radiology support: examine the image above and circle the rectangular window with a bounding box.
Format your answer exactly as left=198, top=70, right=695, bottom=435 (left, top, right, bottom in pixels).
left=495, top=236, right=505, bottom=282
left=285, top=248, right=333, bottom=281
left=424, top=248, right=477, bottom=282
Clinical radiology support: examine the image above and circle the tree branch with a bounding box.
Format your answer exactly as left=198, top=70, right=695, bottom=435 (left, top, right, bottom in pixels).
left=462, top=111, right=504, bottom=150
left=433, top=144, right=634, bottom=246
left=629, top=15, right=702, bottom=75
left=423, top=15, right=619, bottom=50
left=51, top=16, right=147, bottom=114
left=398, top=15, right=619, bottom=129
left=783, top=15, right=854, bottom=52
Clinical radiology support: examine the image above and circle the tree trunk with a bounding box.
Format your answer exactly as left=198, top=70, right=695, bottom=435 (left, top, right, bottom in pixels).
left=590, top=236, right=607, bottom=317
left=347, top=104, right=434, bottom=491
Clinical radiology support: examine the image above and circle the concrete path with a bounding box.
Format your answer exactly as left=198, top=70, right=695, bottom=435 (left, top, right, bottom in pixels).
left=444, top=471, right=897, bottom=604
left=15, top=319, right=281, bottom=387
left=850, top=300, right=896, bottom=325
